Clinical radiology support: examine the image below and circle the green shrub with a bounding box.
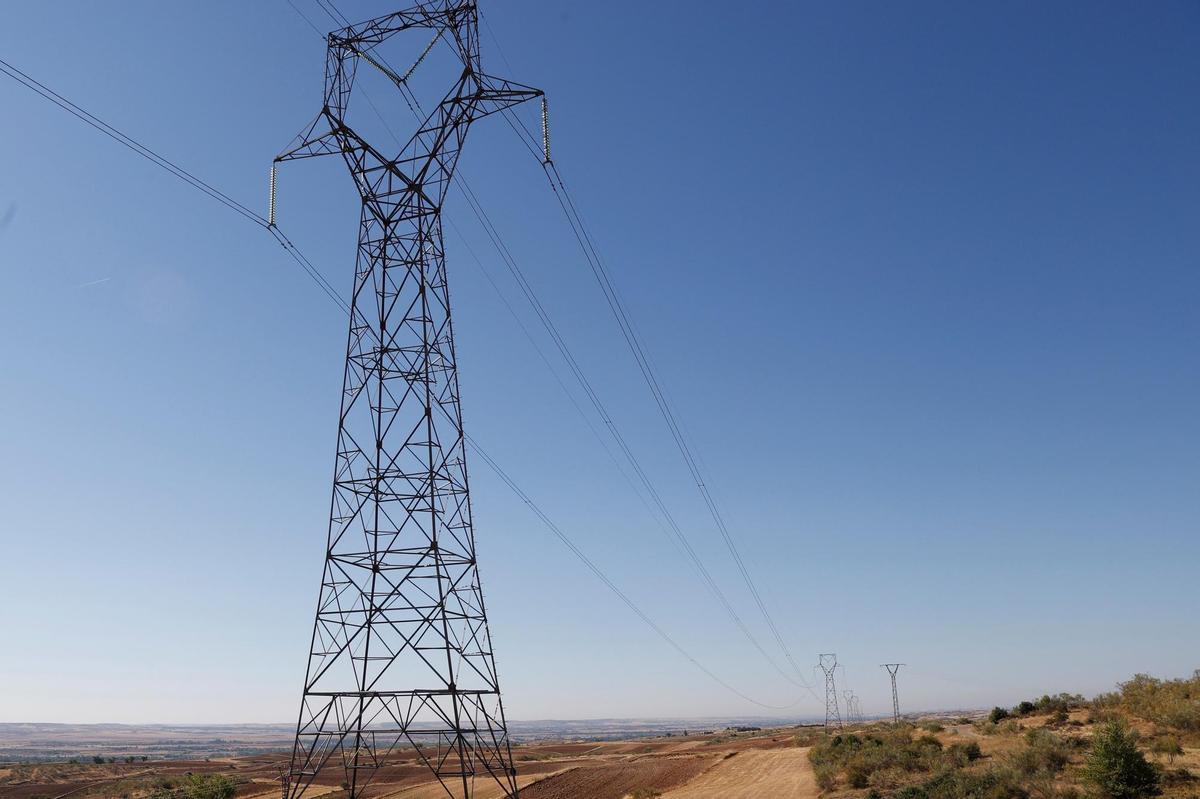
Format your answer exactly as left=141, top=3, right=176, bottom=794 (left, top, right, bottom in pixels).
left=847, top=763, right=870, bottom=788
left=911, top=766, right=1029, bottom=799
left=1015, top=702, right=1037, bottom=716
left=1011, top=730, right=1069, bottom=777
left=1083, top=720, right=1160, bottom=799
left=868, top=766, right=909, bottom=791
left=814, top=762, right=838, bottom=791
left=990, top=707, right=1011, bottom=724
left=1112, top=672, right=1200, bottom=732
left=916, top=734, right=944, bottom=751
left=149, top=774, right=236, bottom=799
left=949, top=741, right=982, bottom=762
left=895, top=786, right=929, bottom=799
left=1149, top=735, right=1182, bottom=764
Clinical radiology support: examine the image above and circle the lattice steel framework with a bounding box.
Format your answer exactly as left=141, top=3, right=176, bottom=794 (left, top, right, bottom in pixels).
left=274, top=4, right=540, bottom=797
left=843, top=690, right=863, bottom=725
left=818, top=654, right=842, bottom=732
left=882, top=663, right=904, bottom=725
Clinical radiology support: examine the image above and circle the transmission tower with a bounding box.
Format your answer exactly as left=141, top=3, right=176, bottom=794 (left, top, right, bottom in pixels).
left=275, top=4, right=540, bottom=798
left=882, top=664, right=905, bottom=725
left=818, top=654, right=843, bottom=732
left=842, top=690, right=863, bottom=725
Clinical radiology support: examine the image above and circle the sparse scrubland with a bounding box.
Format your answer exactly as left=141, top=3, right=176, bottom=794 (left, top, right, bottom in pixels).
left=810, top=671, right=1200, bottom=799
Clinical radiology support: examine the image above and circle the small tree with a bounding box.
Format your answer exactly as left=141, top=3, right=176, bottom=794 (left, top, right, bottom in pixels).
left=990, top=707, right=1011, bottom=723
left=1084, top=720, right=1160, bottom=799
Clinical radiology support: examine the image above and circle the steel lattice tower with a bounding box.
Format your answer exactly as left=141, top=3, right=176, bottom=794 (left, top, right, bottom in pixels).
left=274, top=4, right=540, bottom=797
left=818, top=654, right=842, bottom=732
left=882, top=663, right=904, bottom=725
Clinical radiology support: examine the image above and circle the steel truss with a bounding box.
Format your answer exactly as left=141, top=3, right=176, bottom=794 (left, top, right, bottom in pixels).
left=275, top=4, right=540, bottom=797
left=818, top=654, right=843, bottom=732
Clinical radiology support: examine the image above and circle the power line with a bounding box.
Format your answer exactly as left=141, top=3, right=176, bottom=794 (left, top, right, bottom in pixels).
left=0, top=54, right=350, bottom=316
left=1, top=38, right=803, bottom=715
left=467, top=435, right=803, bottom=711
left=296, top=0, right=821, bottom=705
left=0, top=57, right=263, bottom=226
left=480, top=23, right=817, bottom=693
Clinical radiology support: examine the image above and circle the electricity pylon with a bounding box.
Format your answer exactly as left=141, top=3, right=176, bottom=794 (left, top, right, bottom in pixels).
left=882, top=664, right=905, bottom=725
left=818, top=654, right=843, bottom=732
left=275, top=4, right=541, bottom=797
left=843, top=690, right=863, bottom=724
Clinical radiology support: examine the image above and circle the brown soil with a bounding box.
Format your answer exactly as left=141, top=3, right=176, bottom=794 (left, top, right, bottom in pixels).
left=519, top=754, right=717, bottom=799
left=662, top=748, right=815, bottom=798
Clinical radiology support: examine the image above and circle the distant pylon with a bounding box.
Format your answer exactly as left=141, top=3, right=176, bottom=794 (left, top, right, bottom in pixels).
left=882, top=663, right=905, bottom=724
left=818, top=654, right=843, bottom=732
left=842, top=690, right=857, bottom=725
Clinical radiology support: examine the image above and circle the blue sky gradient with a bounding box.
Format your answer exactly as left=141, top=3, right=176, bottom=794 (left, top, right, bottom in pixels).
left=0, top=0, right=1197, bottom=723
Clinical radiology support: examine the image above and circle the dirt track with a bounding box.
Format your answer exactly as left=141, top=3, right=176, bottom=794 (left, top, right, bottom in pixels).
left=660, top=747, right=816, bottom=799
left=518, top=754, right=716, bottom=799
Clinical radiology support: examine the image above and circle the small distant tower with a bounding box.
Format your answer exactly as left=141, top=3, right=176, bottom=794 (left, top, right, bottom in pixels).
left=882, top=664, right=905, bottom=725
left=818, top=654, right=843, bottom=732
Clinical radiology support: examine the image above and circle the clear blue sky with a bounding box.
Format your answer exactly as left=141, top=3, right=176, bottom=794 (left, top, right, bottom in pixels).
left=0, top=0, right=1197, bottom=724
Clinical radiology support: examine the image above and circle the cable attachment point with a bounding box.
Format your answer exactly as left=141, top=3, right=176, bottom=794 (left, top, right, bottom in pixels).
left=540, top=96, right=552, bottom=165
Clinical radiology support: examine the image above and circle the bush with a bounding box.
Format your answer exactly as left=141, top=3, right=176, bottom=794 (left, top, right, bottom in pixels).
left=1112, top=672, right=1200, bottom=732
left=847, top=764, right=870, bottom=788
left=149, top=774, right=236, bottom=799
left=868, top=766, right=909, bottom=791
left=1016, top=702, right=1037, bottom=716
left=1149, top=735, right=1182, bottom=764
left=1011, top=729, right=1069, bottom=777
left=814, top=762, right=838, bottom=791
left=1083, top=720, right=1160, bottom=799
left=895, top=786, right=928, bottom=799
left=808, top=728, right=972, bottom=793
left=991, top=707, right=1011, bottom=723
left=950, top=741, right=982, bottom=762
left=908, top=767, right=1029, bottom=799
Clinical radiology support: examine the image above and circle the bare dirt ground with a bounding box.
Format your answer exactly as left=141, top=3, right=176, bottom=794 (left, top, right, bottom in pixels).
left=660, top=748, right=815, bottom=799
left=0, top=727, right=823, bottom=798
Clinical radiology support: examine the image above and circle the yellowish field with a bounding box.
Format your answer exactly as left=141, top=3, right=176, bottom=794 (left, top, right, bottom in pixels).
left=660, top=747, right=816, bottom=798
